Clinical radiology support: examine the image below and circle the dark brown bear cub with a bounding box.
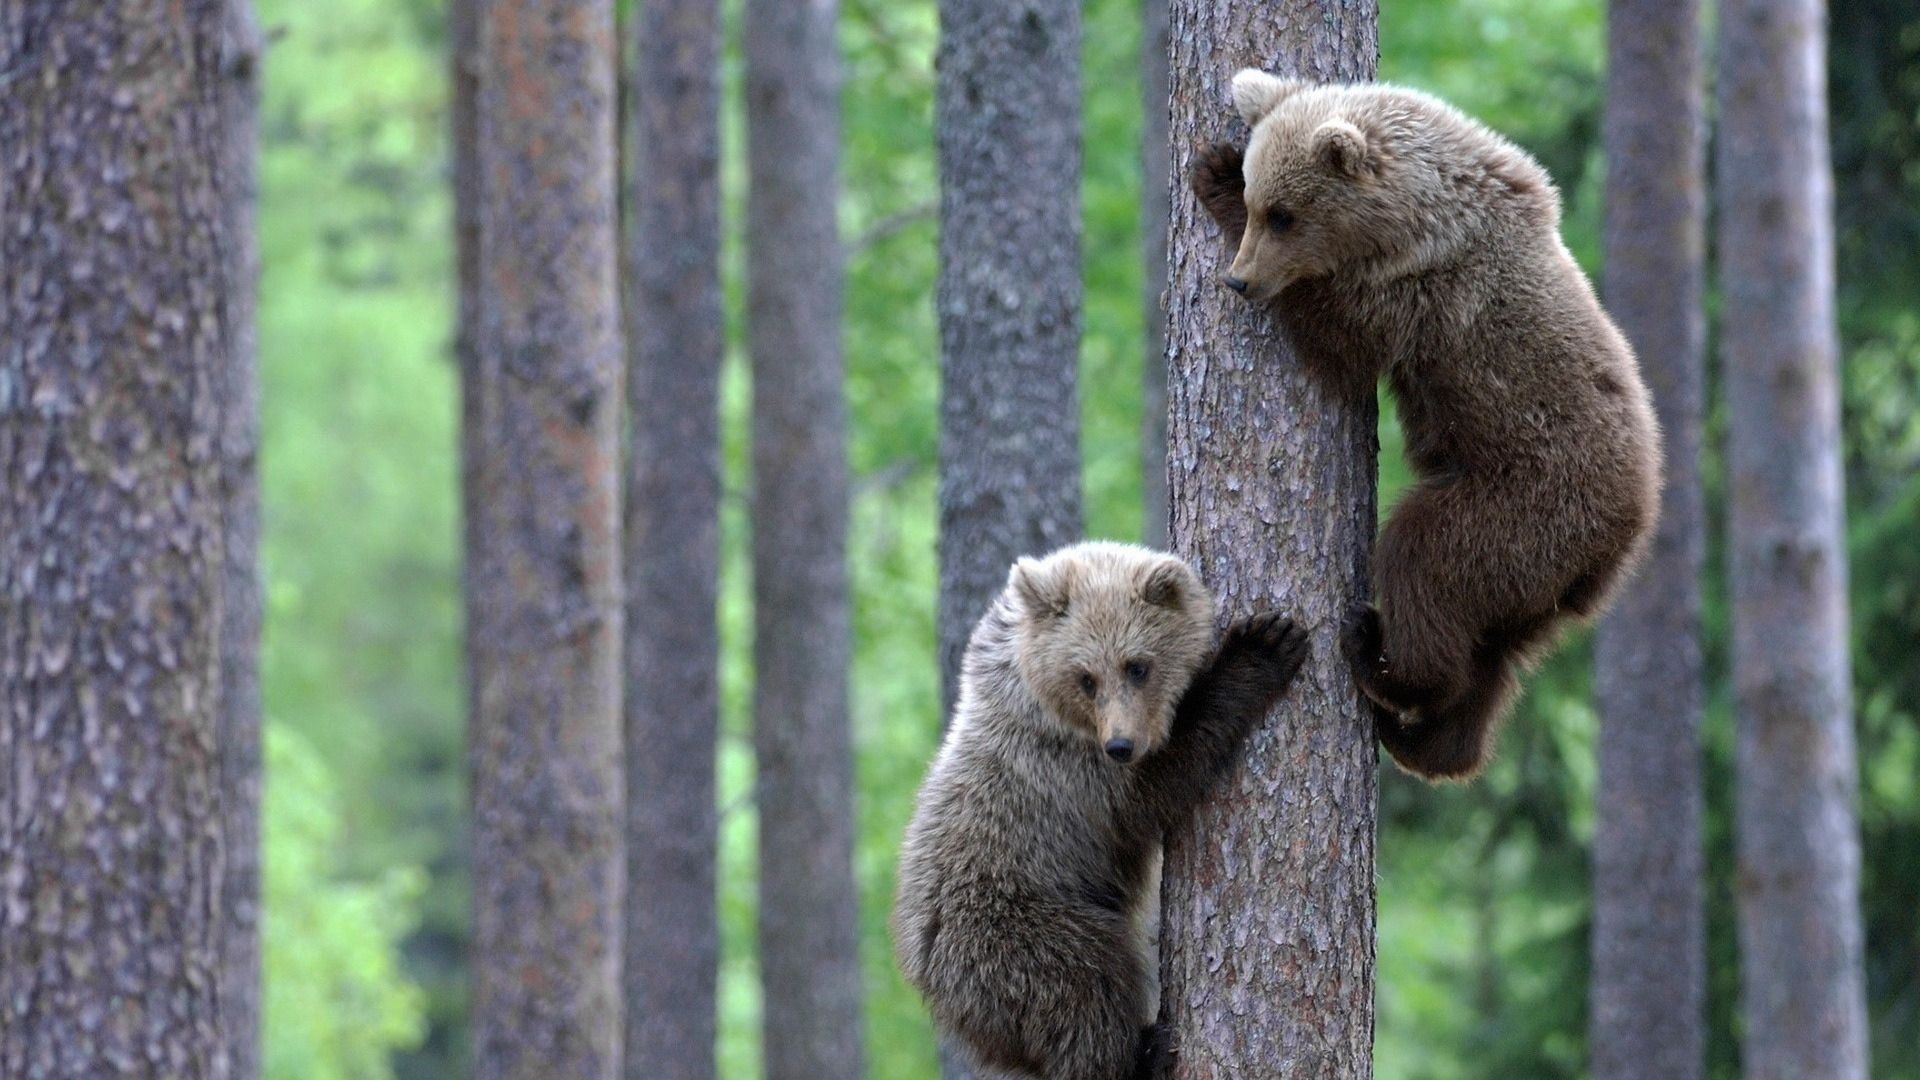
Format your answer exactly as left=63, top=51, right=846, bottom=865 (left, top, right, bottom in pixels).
left=1193, top=71, right=1660, bottom=781
left=892, top=542, right=1308, bottom=1080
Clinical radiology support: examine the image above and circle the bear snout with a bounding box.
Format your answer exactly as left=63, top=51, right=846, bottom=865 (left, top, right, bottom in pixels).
left=1104, top=737, right=1135, bottom=763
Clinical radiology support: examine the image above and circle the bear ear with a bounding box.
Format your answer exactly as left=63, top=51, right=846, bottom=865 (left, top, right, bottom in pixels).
left=1139, top=561, right=1191, bottom=610
left=1231, top=68, right=1309, bottom=127
left=1313, top=118, right=1372, bottom=178
left=1011, top=557, right=1072, bottom=620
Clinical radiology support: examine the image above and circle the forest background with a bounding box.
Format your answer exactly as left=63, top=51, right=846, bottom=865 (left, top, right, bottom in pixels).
left=251, top=0, right=1920, bottom=1076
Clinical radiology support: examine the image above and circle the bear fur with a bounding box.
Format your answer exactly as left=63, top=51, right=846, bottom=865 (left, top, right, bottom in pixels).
left=892, top=542, right=1309, bottom=1080
left=1193, top=71, right=1660, bottom=781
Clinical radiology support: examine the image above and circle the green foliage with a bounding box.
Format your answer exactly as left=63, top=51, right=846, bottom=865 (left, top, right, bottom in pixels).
left=255, top=0, right=461, bottom=1072
left=263, top=726, right=428, bottom=1080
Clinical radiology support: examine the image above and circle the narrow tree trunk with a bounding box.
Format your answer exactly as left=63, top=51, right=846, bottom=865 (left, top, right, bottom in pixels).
left=1718, top=1, right=1868, bottom=1077
left=744, top=1, right=866, bottom=1076
left=623, top=0, right=724, bottom=1075
left=1159, top=3, right=1379, bottom=1076
left=934, top=2, right=1084, bottom=1073
left=1, top=2, right=232, bottom=1075
left=1140, top=0, right=1172, bottom=548
left=1589, top=2, right=1708, bottom=1077
left=463, top=0, right=625, bottom=1075
left=218, top=2, right=266, bottom=1076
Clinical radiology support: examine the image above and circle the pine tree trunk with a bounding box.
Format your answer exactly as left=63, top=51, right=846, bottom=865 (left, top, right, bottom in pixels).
left=934, top=1, right=1085, bottom=1072
left=217, top=2, right=265, bottom=1077
left=1, top=2, right=233, bottom=1075
left=1140, top=0, right=1172, bottom=549
left=623, top=0, right=724, bottom=1076
left=744, top=1, right=867, bottom=1076
left=1718, top=0, right=1868, bottom=1076
left=462, top=0, right=626, bottom=1075
left=1158, top=3, right=1379, bottom=1076
left=1589, top=2, right=1708, bottom=1077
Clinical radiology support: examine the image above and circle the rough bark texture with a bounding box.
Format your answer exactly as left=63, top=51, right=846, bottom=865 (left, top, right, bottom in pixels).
left=744, top=1, right=866, bottom=1077
left=934, top=3, right=1084, bottom=1073
left=218, top=3, right=265, bottom=1075
left=933, top=0, right=1084, bottom=719
left=1718, top=1, right=1869, bottom=1077
left=1140, top=0, right=1172, bottom=548
left=1158, top=4, right=1379, bottom=1077
left=463, top=0, right=626, bottom=1076
left=0, top=2, right=233, bottom=1075
left=623, top=0, right=723, bottom=1075
left=1588, top=2, right=1707, bottom=1076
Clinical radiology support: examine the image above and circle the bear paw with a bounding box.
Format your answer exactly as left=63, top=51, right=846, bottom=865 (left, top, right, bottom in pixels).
left=1133, top=1022, right=1176, bottom=1080
left=1220, top=610, right=1310, bottom=693
left=1342, top=604, right=1410, bottom=716
left=1192, top=142, right=1249, bottom=244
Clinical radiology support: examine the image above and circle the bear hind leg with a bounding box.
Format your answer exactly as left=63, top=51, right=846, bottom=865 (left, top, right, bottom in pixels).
left=1375, top=641, right=1519, bottom=781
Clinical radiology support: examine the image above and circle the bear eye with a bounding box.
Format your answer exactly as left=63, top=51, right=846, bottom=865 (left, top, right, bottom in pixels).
left=1267, top=206, right=1295, bottom=233
left=1078, top=672, right=1098, bottom=697
left=1124, top=660, right=1151, bottom=684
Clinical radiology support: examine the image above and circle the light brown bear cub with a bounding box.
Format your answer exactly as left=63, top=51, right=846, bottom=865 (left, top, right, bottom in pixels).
left=1193, top=71, right=1659, bottom=781
left=893, top=542, right=1308, bottom=1080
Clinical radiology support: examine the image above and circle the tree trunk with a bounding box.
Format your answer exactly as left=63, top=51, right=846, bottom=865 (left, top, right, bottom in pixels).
left=463, top=0, right=625, bottom=1075
left=1140, top=0, right=1172, bottom=549
left=934, top=1, right=1084, bottom=1073
left=1718, top=1, right=1868, bottom=1077
left=623, top=0, right=723, bottom=1076
left=744, top=1, right=866, bottom=1076
left=1158, top=4, right=1379, bottom=1077
left=218, top=2, right=265, bottom=1077
left=1589, top=3, right=1708, bottom=1078
left=0, top=2, right=232, bottom=1075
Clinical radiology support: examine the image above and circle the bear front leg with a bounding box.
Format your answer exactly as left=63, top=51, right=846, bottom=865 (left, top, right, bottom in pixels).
left=1134, top=611, right=1309, bottom=830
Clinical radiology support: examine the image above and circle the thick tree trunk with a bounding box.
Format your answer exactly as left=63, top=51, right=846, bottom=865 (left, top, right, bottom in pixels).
left=934, top=2, right=1084, bottom=1073
left=1158, top=4, right=1379, bottom=1076
left=934, top=0, right=1083, bottom=689
left=1718, top=1, right=1868, bottom=1077
left=1588, top=2, right=1708, bottom=1077
left=1140, top=0, right=1172, bottom=548
left=744, top=1, right=866, bottom=1076
left=218, top=3, right=265, bottom=1077
left=0, top=2, right=233, bottom=1075
left=623, top=0, right=723, bottom=1077
left=463, top=0, right=625, bottom=1076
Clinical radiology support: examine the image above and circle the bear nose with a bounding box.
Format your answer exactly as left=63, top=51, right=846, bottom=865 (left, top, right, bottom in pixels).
left=1223, top=274, right=1248, bottom=294
left=1104, top=738, right=1135, bottom=763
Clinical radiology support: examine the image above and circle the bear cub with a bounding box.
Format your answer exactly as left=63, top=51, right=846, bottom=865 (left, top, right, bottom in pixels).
left=1193, top=71, right=1660, bottom=781
left=892, top=542, right=1308, bottom=1080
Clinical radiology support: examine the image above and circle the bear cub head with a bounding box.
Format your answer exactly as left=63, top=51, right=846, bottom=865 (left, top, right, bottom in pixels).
left=1197, top=68, right=1556, bottom=303
left=1007, top=542, right=1215, bottom=764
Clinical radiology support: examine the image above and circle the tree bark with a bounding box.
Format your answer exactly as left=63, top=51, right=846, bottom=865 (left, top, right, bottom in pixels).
left=623, top=0, right=723, bottom=1076
left=1158, top=4, right=1379, bottom=1077
left=1140, top=0, right=1172, bottom=549
left=217, top=2, right=265, bottom=1077
left=933, top=0, right=1084, bottom=714
left=934, top=2, right=1084, bottom=1073
left=1718, top=1, right=1869, bottom=1077
left=1136, top=0, right=1167, bottom=545
left=1588, top=2, right=1708, bottom=1077
left=744, top=1, right=866, bottom=1076
left=0, top=2, right=233, bottom=1075
left=462, top=0, right=625, bottom=1076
